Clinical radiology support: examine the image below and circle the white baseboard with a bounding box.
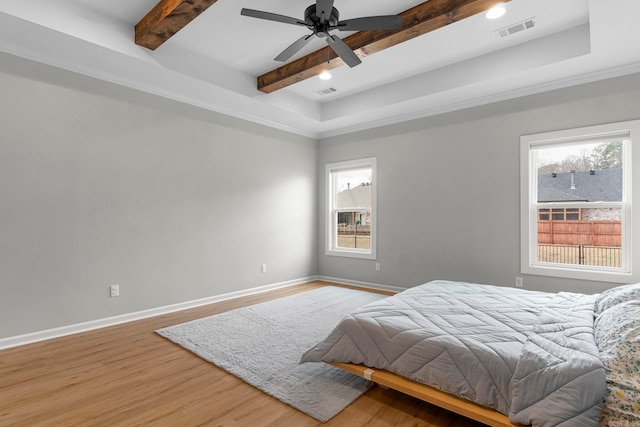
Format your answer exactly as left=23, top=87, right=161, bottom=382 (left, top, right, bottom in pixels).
left=0, top=275, right=402, bottom=351
left=0, top=276, right=316, bottom=350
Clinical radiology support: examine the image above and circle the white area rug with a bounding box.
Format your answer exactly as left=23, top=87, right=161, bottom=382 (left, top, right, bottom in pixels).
left=156, top=286, right=386, bottom=422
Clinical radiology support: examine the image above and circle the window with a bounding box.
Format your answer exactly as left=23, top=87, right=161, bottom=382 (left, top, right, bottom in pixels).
left=521, top=120, right=640, bottom=283
left=538, top=208, right=581, bottom=221
left=326, top=158, right=376, bottom=259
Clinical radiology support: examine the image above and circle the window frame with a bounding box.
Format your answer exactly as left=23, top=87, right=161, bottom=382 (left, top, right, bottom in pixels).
left=538, top=207, right=582, bottom=221
left=325, top=157, right=377, bottom=260
left=520, top=120, right=640, bottom=283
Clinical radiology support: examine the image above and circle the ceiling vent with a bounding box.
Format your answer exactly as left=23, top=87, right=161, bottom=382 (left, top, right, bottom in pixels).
left=496, top=18, right=535, bottom=37
left=315, top=87, right=338, bottom=96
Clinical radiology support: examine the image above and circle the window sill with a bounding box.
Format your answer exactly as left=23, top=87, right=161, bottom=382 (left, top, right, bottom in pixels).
left=326, top=248, right=376, bottom=260
left=522, top=263, right=631, bottom=283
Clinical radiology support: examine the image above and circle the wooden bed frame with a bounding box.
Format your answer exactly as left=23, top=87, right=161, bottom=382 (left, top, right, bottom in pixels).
left=329, top=362, right=526, bottom=427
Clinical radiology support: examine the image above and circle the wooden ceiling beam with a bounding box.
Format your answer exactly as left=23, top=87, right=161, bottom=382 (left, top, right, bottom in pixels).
left=257, top=0, right=510, bottom=93
left=135, top=0, right=219, bottom=50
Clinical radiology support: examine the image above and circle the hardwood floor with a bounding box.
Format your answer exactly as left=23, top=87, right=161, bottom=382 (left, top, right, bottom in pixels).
left=0, top=281, right=484, bottom=427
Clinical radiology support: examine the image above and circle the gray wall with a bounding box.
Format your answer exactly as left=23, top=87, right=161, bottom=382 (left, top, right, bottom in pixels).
left=3, top=49, right=640, bottom=341
left=0, top=53, right=317, bottom=339
left=318, top=72, right=640, bottom=295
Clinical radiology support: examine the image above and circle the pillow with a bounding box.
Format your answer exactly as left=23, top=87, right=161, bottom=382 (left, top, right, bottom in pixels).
left=595, top=283, right=640, bottom=314
left=595, top=301, right=640, bottom=425
left=600, top=385, right=640, bottom=427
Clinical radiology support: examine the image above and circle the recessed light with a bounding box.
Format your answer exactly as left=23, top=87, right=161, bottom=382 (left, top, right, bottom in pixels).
left=319, top=71, right=332, bottom=80
left=486, top=3, right=506, bottom=19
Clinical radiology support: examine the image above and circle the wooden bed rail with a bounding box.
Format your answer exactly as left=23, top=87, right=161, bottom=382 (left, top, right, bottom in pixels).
left=329, top=362, right=526, bottom=427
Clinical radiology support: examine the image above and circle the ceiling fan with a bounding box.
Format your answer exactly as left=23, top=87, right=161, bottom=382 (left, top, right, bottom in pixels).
left=240, top=0, right=402, bottom=68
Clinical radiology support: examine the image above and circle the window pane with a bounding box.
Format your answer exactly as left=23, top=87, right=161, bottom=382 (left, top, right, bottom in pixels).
left=334, top=168, right=372, bottom=250
left=336, top=210, right=371, bottom=249
left=327, top=158, right=376, bottom=259
left=536, top=140, right=623, bottom=203
left=335, top=169, right=372, bottom=209
left=534, top=139, right=624, bottom=269
left=537, top=207, right=622, bottom=268
left=566, top=209, right=580, bottom=221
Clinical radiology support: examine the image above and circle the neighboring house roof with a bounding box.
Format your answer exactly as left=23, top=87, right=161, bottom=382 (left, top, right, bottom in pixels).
left=538, top=169, right=622, bottom=202
left=337, top=183, right=372, bottom=209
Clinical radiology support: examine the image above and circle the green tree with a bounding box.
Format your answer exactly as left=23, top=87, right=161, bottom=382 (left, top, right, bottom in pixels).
left=591, top=141, right=622, bottom=169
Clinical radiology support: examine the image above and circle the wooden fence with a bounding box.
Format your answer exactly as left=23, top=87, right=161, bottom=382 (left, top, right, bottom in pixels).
left=337, top=224, right=371, bottom=250
left=338, top=224, right=371, bottom=235
left=337, top=235, right=371, bottom=249
left=538, top=221, right=621, bottom=247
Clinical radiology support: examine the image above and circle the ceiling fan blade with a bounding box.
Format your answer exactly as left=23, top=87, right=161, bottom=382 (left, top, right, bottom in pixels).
left=240, top=8, right=307, bottom=27
left=274, top=34, right=314, bottom=62
left=326, top=35, right=361, bottom=68
left=336, top=15, right=403, bottom=31
left=316, top=0, right=335, bottom=23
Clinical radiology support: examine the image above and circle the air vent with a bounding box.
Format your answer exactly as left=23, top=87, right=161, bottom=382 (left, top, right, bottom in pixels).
left=315, top=87, right=337, bottom=96
left=496, top=18, right=535, bottom=37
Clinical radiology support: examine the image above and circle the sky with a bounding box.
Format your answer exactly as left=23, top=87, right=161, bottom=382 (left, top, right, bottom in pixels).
left=535, top=142, right=599, bottom=165
left=335, top=168, right=372, bottom=192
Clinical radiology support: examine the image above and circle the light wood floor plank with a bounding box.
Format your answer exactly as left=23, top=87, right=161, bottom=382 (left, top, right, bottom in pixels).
left=0, top=281, right=484, bottom=426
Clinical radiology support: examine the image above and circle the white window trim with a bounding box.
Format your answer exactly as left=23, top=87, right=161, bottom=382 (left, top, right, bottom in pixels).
left=325, top=157, right=377, bottom=259
left=520, top=120, right=640, bottom=283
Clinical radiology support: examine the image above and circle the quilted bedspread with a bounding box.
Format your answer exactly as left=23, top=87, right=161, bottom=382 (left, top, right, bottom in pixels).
left=301, top=281, right=606, bottom=426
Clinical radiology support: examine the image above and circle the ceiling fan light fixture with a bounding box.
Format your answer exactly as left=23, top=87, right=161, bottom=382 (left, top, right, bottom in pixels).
left=486, top=3, right=506, bottom=20
left=319, top=71, right=332, bottom=80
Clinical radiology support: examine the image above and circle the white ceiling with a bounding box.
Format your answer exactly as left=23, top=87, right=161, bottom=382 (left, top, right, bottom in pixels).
left=0, top=0, right=639, bottom=138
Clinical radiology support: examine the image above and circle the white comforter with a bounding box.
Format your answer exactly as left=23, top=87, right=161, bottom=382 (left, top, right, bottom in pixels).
left=301, top=281, right=606, bottom=426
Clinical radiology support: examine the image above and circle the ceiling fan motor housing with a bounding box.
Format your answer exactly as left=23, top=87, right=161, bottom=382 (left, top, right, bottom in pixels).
left=304, top=5, right=339, bottom=38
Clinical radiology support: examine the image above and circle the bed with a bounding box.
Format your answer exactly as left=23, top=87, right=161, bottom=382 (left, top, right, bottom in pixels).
left=301, top=280, right=640, bottom=427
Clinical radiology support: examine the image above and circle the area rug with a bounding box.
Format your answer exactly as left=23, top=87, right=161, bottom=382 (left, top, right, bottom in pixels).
left=156, top=286, right=386, bottom=422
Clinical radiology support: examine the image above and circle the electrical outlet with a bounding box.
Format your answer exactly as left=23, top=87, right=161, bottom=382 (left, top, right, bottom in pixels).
left=375, top=263, right=381, bottom=272
left=261, top=264, right=267, bottom=273
left=110, top=284, right=120, bottom=297
left=515, top=277, right=523, bottom=288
